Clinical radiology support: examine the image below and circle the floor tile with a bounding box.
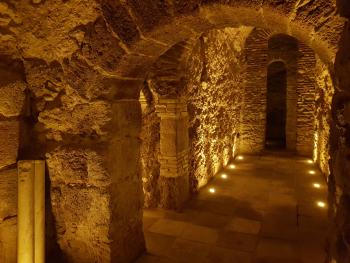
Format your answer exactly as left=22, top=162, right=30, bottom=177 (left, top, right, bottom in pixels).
left=217, top=231, right=258, bottom=252
left=207, top=247, right=253, bottom=263
left=165, top=238, right=211, bottom=263
left=225, top=217, right=261, bottom=235
left=144, top=232, right=176, bottom=256
left=148, top=219, right=189, bottom=237
left=141, top=153, right=328, bottom=262
left=255, top=238, right=300, bottom=262
left=181, top=224, right=218, bottom=244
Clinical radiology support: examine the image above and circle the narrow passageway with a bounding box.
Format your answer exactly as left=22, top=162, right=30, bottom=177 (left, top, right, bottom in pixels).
left=139, top=153, right=328, bottom=263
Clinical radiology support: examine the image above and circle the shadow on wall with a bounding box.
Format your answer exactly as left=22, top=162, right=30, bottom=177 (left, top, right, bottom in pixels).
left=265, top=61, right=287, bottom=149
left=0, top=56, right=25, bottom=263
left=140, top=82, right=161, bottom=209
left=19, top=64, right=66, bottom=262
left=328, top=0, right=350, bottom=262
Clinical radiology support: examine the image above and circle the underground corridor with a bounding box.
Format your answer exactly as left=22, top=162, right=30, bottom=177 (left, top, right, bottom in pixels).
left=141, top=154, right=328, bottom=263
left=265, top=61, right=287, bottom=149
left=138, top=29, right=332, bottom=263
left=1, top=1, right=350, bottom=263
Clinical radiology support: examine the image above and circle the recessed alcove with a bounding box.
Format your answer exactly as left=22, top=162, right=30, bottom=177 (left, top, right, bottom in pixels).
left=265, top=61, right=287, bottom=149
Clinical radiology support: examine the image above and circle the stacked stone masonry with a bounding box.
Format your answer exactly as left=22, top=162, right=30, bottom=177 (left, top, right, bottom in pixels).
left=314, top=57, right=334, bottom=177
left=185, top=28, right=252, bottom=191
left=296, top=42, right=316, bottom=156
left=0, top=56, right=25, bottom=263
left=240, top=28, right=269, bottom=153
left=0, top=0, right=349, bottom=262
left=140, top=88, right=160, bottom=208
left=241, top=28, right=316, bottom=155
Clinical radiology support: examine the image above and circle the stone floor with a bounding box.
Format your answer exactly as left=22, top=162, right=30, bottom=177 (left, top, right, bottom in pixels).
left=137, top=152, right=329, bottom=263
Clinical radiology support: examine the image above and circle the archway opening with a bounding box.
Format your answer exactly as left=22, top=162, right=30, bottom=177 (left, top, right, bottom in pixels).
left=0, top=0, right=345, bottom=261
left=265, top=61, right=287, bottom=149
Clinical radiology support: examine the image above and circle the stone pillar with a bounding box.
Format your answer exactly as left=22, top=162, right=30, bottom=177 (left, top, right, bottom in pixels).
left=109, top=99, right=145, bottom=261
left=156, top=99, right=189, bottom=209
left=17, top=160, right=45, bottom=263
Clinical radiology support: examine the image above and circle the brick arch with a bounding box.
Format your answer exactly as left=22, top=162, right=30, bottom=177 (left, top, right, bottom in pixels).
left=268, top=34, right=299, bottom=50
left=97, top=1, right=345, bottom=81
left=239, top=28, right=318, bottom=156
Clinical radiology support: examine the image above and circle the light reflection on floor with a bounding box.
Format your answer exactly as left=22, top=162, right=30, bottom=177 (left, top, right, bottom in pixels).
left=139, top=152, right=328, bottom=263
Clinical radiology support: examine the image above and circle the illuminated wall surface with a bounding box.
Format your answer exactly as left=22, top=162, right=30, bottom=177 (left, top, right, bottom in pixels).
left=0, top=0, right=349, bottom=262
left=17, top=161, right=45, bottom=263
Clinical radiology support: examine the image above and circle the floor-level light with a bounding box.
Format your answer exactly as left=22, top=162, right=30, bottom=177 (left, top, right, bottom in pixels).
left=309, top=170, right=316, bottom=175
left=228, top=164, right=236, bottom=169
left=317, top=201, right=326, bottom=208
left=313, top=183, right=321, bottom=188
left=221, top=173, right=228, bottom=179
left=237, top=156, right=244, bottom=160
left=307, top=160, right=313, bottom=164
left=209, top=188, right=216, bottom=193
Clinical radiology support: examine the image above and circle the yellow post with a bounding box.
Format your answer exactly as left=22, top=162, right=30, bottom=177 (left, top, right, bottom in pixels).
left=34, top=161, right=45, bottom=263
left=17, top=160, right=45, bottom=263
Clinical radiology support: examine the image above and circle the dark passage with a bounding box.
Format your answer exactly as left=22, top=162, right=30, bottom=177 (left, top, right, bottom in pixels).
left=265, top=61, right=287, bottom=149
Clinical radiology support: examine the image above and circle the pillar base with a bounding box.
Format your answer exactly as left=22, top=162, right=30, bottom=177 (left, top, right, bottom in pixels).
left=158, top=174, right=189, bottom=210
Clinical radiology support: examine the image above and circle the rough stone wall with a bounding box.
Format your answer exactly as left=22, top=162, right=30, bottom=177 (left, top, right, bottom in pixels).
left=0, top=52, right=26, bottom=262
left=140, top=41, right=193, bottom=209
left=0, top=168, right=17, bottom=263
left=16, top=1, right=146, bottom=261
left=185, top=28, right=251, bottom=191
left=314, top=57, right=334, bottom=177
left=140, top=87, right=160, bottom=208
left=0, top=0, right=346, bottom=262
left=296, top=42, right=316, bottom=156
left=328, top=1, right=350, bottom=262
left=143, top=27, right=251, bottom=197
left=22, top=57, right=116, bottom=263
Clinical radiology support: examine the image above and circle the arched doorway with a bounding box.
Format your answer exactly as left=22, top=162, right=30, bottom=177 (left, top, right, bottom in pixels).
left=265, top=61, right=287, bottom=149
left=0, top=1, right=346, bottom=262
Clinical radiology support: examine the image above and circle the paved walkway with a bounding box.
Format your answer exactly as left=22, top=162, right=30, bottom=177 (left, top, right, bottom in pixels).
left=137, top=152, right=329, bottom=263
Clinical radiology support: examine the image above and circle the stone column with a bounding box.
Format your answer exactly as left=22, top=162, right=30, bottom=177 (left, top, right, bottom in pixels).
left=109, top=99, right=145, bottom=261
left=17, top=160, right=45, bottom=263
left=156, top=99, right=190, bottom=209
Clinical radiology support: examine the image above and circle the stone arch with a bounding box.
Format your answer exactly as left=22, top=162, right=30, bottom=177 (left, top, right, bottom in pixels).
left=239, top=28, right=317, bottom=155
left=95, top=2, right=344, bottom=259
left=268, top=34, right=299, bottom=52
left=97, top=1, right=345, bottom=80
left=141, top=27, right=253, bottom=207
left=267, top=59, right=286, bottom=65
left=0, top=1, right=348, bottom=263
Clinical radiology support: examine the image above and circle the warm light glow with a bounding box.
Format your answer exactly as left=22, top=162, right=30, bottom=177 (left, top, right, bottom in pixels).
left=307, top=160, right=313, bottom=164
left=209, top=188, right=216, bottom=193
left=221, top=174, right=228, bottom=179
left=229, top=164, right=236, bottom=169
left=313, top=183, right=321, bottom=188
left=237, top=156, right=244, bottom=160
left=317, top=201, right=326, bottom=208
left=309, top=170, right=316, bottom=175
left=313, top=131, right=319, bottom=162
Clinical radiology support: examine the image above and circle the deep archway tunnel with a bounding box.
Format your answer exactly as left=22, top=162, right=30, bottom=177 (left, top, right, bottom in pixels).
left=265, top=61, right=287, bottom=149
left=0, top=1, right=350, bottom=263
